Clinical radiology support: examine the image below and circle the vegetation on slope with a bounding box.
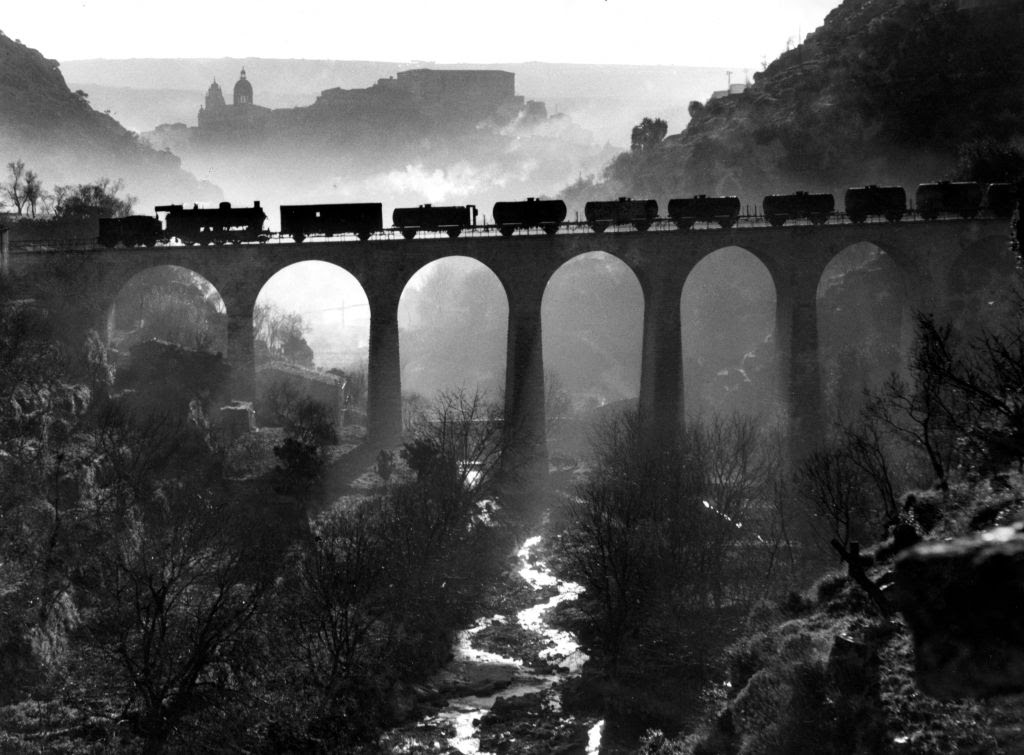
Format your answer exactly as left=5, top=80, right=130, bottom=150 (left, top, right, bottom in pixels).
left=0, top=31, right=218, bottom=209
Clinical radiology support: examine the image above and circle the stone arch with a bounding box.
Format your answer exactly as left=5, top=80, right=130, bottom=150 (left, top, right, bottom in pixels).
left=815, top=241, right=906, bottom=423
left=681, top=246, right=779, bottom=419
left=541, top=251, right=644, bottom=419
left=107, top=264, right=227, bottom=355
left=252, top=261, right=370, bottom=432
left=397, top=256, right=510, bottom=402
left=255, top=261, right=370, bottom=370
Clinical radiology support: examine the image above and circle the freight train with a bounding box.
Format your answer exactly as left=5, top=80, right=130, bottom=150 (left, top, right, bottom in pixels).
left=91, top=181, right=1018, bottom=248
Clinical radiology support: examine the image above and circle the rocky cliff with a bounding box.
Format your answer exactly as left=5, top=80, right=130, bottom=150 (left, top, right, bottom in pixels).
left=570, top=0, right=1024, bottom=206
left=0, top=31, right=218, bottom=210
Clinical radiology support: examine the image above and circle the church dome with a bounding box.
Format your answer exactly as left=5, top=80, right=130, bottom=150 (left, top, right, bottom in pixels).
left=233, top=68, right=253, bottom=106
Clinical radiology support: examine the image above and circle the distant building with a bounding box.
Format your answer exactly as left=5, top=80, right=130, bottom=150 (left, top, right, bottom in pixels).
left=709, top=77, right=750, bottom=101
left=315, top=68, right=528, bottom=123
left=197, top=68, right=271, bottom=138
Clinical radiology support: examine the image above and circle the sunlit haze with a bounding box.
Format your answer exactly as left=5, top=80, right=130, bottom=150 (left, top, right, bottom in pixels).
left=7, top=0, right=837, bottom=69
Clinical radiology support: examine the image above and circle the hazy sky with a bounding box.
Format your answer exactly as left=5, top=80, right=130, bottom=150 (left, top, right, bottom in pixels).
left=8, top=0, right=838, bottom=69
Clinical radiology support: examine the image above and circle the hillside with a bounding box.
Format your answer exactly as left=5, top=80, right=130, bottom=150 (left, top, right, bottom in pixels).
left=565, top=0, right=1024, bottom=207
left=0, top=32, right=219, bottom=210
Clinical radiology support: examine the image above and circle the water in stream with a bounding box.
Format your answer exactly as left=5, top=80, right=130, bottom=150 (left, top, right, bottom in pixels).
left=389, top=535, right=604, bottom=753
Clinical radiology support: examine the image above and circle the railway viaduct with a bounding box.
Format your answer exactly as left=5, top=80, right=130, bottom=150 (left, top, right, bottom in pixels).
left=1, top=218, right=1014, bottom=464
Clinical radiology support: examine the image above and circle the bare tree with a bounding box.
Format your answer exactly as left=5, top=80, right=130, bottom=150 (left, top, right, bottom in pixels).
left=796, top=445, right=878, bottom=550
left=22, top=170, right=42, bottom=218
left=402, top=388, right=504, bottom=497
left=5, top=159, right=26, bottom=216
left=863, top=315, right=965, bottom=488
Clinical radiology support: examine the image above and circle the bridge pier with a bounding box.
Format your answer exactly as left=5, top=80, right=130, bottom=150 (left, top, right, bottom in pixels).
left=776, top=269, right=825, bottom=461
left=225, top=306, right=256, bottom=402
left=503, top=278, right=548, bottom=481
left=638, top=265, right=689, bottom=451
left=366, top=287, right=403, bottom=445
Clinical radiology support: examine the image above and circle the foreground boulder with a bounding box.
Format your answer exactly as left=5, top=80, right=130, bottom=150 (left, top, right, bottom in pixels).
left=894, top=524, right=1024, bottom=698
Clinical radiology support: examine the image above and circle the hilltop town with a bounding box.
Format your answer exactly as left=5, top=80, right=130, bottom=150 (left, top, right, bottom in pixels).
left=146, top=67, right=547, bottom=152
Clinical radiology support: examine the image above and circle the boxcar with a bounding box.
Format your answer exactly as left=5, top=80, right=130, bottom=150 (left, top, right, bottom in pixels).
left=915, top=182, right=983, bottom=220
left=844, top=185, right=906, bottom=223
left=667, top=195, right=741, bottom=229
left=762, top=191, right=834, bottom=227
left=492, top=198, right=567, bottom=237
left=156, top=201, right=268, bottom=245
left=392, top=204, right=478, bottom=239
left=280, top=203, right=383, bottom=242
left=583, top=198, right=658, bottom=232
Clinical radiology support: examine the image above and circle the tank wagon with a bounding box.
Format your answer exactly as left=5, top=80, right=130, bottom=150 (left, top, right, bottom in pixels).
left=392, top=204, right=478, bottom=239
left=156, top=201, right=268, bottom=245
left=844, top=185, right=906, bottom=223
left=915, top=182, right=983, bottom=220
left=280, top=203, right=382, bottom=242
left=984, top=183, right=1019, bottom=218
left=493, top=198, right=567, bottom=237
left=97, top=215, right=163, bottom=247
left=583, top=198, right=658, bottom=232
left=667, top=195, right=741, bottom=229
left=763, top=192, right=834, bottom=227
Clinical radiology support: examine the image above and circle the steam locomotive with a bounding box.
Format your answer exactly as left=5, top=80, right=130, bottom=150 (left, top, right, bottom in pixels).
left=92, top=179, right=1018, bottom=248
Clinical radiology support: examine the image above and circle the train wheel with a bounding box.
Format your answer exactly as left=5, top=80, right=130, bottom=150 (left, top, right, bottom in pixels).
left=402, top=229, right=417, bottom=240
left=632, top=220, right=651, bottom=232
left=447, top=228, right=462, bottom=238
left=292, top=233, right=305, bottom=244
left=885, top=212, right=903, bottom=223
left=717, top=217, right=736, bottom=229
left=810, top=213, right=828, bottom=225
left=848, top=214, right=866, bottom=224
left=543, top=223, right=559, bottom=236
left=358, top=231, right=372, bottom=241
left=920, top=211, right=937, bottom=221
left=767, top=216, right=786, bottom=227
left=499, top=226, right=515, bottom=237
left=145, top=238, right=157, bottom=247
left=673, top=220, right=695, bottom=231
left=588, top=221, right=607, bottom=233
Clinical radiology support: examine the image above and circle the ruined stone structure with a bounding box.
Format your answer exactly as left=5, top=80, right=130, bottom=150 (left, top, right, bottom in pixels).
left=315, top=69, right=529, bottom=124
left=255, top=360, right=347, bottom=428
left=5, top=219, right=1013, bottom=466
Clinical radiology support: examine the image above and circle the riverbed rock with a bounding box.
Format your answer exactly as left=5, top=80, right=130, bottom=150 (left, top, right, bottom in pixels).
left=432, top=660, right=518, bottom=699
left=893, top=524, right=1024, bottom=698
left=479, top=690, right=591, bottom=753
left=475, top=621, right=555, bottom=671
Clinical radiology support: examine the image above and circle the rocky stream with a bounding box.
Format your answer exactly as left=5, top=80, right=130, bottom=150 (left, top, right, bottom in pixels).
left=381, top=534, right=605, bottom=754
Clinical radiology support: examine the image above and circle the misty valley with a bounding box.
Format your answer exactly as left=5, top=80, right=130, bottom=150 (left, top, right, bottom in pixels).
left=4, top=0, right=1024, bottom=752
